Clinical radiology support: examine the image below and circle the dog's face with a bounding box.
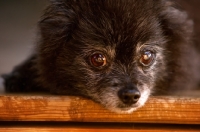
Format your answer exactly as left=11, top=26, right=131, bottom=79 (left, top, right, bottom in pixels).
left=38, top=0, right=188, bottom=113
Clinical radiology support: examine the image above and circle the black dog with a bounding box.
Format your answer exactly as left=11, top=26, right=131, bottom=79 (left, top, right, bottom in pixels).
left=2, top=0, right=200, bottom=113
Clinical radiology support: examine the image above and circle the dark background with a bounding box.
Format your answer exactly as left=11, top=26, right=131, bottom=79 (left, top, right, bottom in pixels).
left=0, top=0, right=48, bottom=75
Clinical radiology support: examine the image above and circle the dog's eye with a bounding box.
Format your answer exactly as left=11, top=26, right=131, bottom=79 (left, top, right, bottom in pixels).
left=90, top=53, right=106, bottom=67
left=140, top=50, right=155, bottom=66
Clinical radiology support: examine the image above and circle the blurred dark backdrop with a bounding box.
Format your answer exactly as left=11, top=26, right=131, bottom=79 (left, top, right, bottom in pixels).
left=0, top=0, right=48, bottom=74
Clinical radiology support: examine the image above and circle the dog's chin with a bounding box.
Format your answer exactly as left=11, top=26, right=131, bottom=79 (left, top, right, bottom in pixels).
left=105, top=98, right=148, bottom=114
left=98, top=89, right=151, bottom=114
left=107, top=106, right=139, bottom=114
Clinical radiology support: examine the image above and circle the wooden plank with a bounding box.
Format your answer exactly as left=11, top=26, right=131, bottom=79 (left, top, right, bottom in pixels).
left=0, top=123, right=200, bottom=132
left=0, top=127, right=200, bottom=132
left=0, top=95, right=199, bottom=124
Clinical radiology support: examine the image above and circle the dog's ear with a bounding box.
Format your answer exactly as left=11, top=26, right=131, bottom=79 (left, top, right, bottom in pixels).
left=157, top=0, right=195, bottom=93
left=159, top=0, right=193, bottom=42
left=36, top=0, right=79, bottom=90
left=38, top=0, right=77, bottom=54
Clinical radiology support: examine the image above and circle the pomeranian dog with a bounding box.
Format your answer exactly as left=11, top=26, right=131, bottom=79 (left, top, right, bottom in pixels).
left=2, top=0, right=200, bottom=113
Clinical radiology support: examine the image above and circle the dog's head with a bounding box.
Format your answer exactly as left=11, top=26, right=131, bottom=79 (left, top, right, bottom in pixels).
left=37, top=0, right=193, bottom=113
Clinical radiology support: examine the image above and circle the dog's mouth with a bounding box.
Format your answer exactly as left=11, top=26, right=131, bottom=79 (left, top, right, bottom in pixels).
left=118, top=103, right=139, bottom=109
left=104, top=102, right=141, bottom=114
left=117, top=104, right=140, bottom=113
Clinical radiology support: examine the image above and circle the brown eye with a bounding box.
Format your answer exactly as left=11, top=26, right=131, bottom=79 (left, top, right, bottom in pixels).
left=140, top=50, right=155, bottom=66
left=90, top=53, right=106, bottom=67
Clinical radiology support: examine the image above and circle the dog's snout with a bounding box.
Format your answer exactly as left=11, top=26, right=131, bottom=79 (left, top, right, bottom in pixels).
left=118, top=88, right=141, bottom=105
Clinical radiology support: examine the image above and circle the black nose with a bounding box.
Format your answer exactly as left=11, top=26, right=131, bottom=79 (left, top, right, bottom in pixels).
left=118, top=88, right=141, bottom=105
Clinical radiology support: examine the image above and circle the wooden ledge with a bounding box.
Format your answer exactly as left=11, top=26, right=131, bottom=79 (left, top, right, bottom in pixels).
left=0, top=95, right=199, bottom=124
left=0, top=123, right=200, bottom=132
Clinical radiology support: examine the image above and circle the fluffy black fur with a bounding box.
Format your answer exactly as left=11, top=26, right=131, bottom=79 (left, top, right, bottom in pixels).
left=2, top=0, right=200, bottom=113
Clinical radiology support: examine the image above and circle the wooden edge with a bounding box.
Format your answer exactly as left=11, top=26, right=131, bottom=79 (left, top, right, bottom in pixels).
left=0, top=122, right=200, bottom=132
left=0, top=127, right=199, bottom=132
left=0, top=95, right=199, bottom=124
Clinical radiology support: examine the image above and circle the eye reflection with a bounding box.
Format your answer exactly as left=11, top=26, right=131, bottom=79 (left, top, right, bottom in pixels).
left=140, top=50, right=155, bottom=66
left=90, top=53, right=107, bottom=67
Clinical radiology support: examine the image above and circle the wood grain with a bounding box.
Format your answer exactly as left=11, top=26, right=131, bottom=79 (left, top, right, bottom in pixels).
left=0, top=95, right=199, bottom=124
